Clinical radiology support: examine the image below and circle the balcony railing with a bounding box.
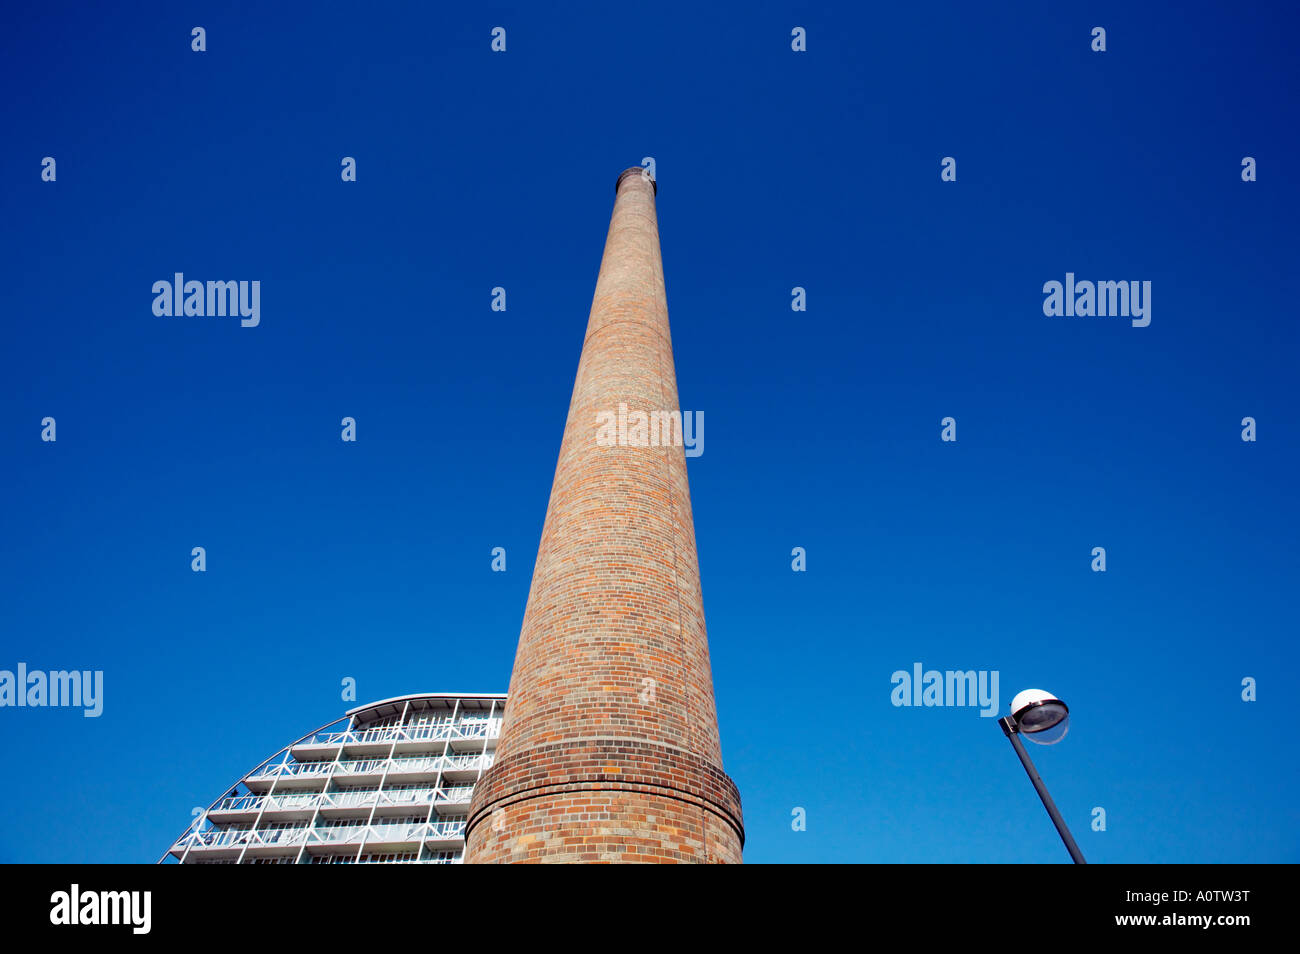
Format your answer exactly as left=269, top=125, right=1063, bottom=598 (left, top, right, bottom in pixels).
left=333, top=758, right=389, bottom=776
left=428, top=819, right=466, bottom=838
left=247, top=760, right=334, bottom=782
left=246, top=753, right=492, bottom=786
left=323, top=790, right=382, bottom=810
left=210, top=792, right=319, bottom=814
left=296, top=719, right=502, bottom=749
left=186, top=826, right=310, bottom=850
left=374, top=788, right=433, bottom=806
left=184, top=818, right=469, bottom=852
left=383, top=753, right=491, bottom=775
left=365, top=822, right=429, bottom=842
left=205, top=774, right=482, bottom=824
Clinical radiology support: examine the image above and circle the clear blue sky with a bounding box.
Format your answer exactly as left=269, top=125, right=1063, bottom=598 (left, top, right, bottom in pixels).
left=1, top=1, right=1296, bottom=864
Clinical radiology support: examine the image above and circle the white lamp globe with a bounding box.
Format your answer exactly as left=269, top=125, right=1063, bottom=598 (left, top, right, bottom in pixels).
left=1010, top=688, right=1070, bottom=745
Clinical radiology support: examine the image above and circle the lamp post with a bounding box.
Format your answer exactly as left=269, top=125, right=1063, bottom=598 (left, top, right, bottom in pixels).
left=998, top=688, right=1086, bottom=864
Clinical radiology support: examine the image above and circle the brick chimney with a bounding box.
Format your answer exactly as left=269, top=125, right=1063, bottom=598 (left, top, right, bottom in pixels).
left=464, top=168, right=744, bottom=863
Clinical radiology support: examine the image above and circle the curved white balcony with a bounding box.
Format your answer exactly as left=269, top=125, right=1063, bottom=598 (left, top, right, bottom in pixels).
left=161, top=692, right=505, bottom=864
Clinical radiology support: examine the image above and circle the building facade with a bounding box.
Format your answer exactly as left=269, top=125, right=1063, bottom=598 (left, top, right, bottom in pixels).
left=465, top=169, right=744, bottom=863
left=160, top=693, right=504, bottom=864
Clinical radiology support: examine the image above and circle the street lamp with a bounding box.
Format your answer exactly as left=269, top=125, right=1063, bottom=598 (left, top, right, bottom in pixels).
left=998, top=688, right=1086, bottom=864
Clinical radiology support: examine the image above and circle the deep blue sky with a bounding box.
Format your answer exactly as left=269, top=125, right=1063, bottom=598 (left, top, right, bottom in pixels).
left=2, top=1, right=1297, bottom=864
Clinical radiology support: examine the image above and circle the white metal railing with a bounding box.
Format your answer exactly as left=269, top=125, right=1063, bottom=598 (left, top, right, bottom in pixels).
left=368, top=755, right=440, bottom=774
left=186, top=826, right=308, bottom=849
left=210, top=794, right=261, bottom=813
left=186, top=815, right=471, bottom=852
left=211, top=792, right=319, bottom=814
left=376, top=788, right=438, bottom=806
left=358, top=854, right=420, bottom=864
left=333, top=758, right=389, bottom=776
left=187, top=827, right=251, bottom=849
left=248, top=759, right=333, bottom=781
left=441, top=753, right=493, bottom=771
left=252, top=752, right=492, bottom=783
left=308, top=825, right=368, bottom=845
left=206, top=774, right=482, bottom=822
left=321, top=790, right=379, bottom=810
left=295, top=719, right=502, bottom=749
left=267, top=793, right=317, bottom=811
left=428, top=819, right=466, bottom=838
left=252, top=827, right=309, bottom=847
left=366, top=822, right=428, bottom=842
left=385, top=753, right=492, bottom=775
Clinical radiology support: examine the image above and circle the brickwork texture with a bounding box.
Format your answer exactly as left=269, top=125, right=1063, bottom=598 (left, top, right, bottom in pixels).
left=465, top=168, right=744, bottom=863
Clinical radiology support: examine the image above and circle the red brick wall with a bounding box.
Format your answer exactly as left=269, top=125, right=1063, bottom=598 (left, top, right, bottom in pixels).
left=465, top=168, right=743, bottom=863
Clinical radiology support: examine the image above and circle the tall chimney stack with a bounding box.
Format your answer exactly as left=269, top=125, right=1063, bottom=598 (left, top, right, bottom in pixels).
left=465, top=168, right=744, bottom=863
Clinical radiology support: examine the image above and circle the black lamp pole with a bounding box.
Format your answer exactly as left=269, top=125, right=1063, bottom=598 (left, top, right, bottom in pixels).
left=999, top=716, right=1087, bottom=864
